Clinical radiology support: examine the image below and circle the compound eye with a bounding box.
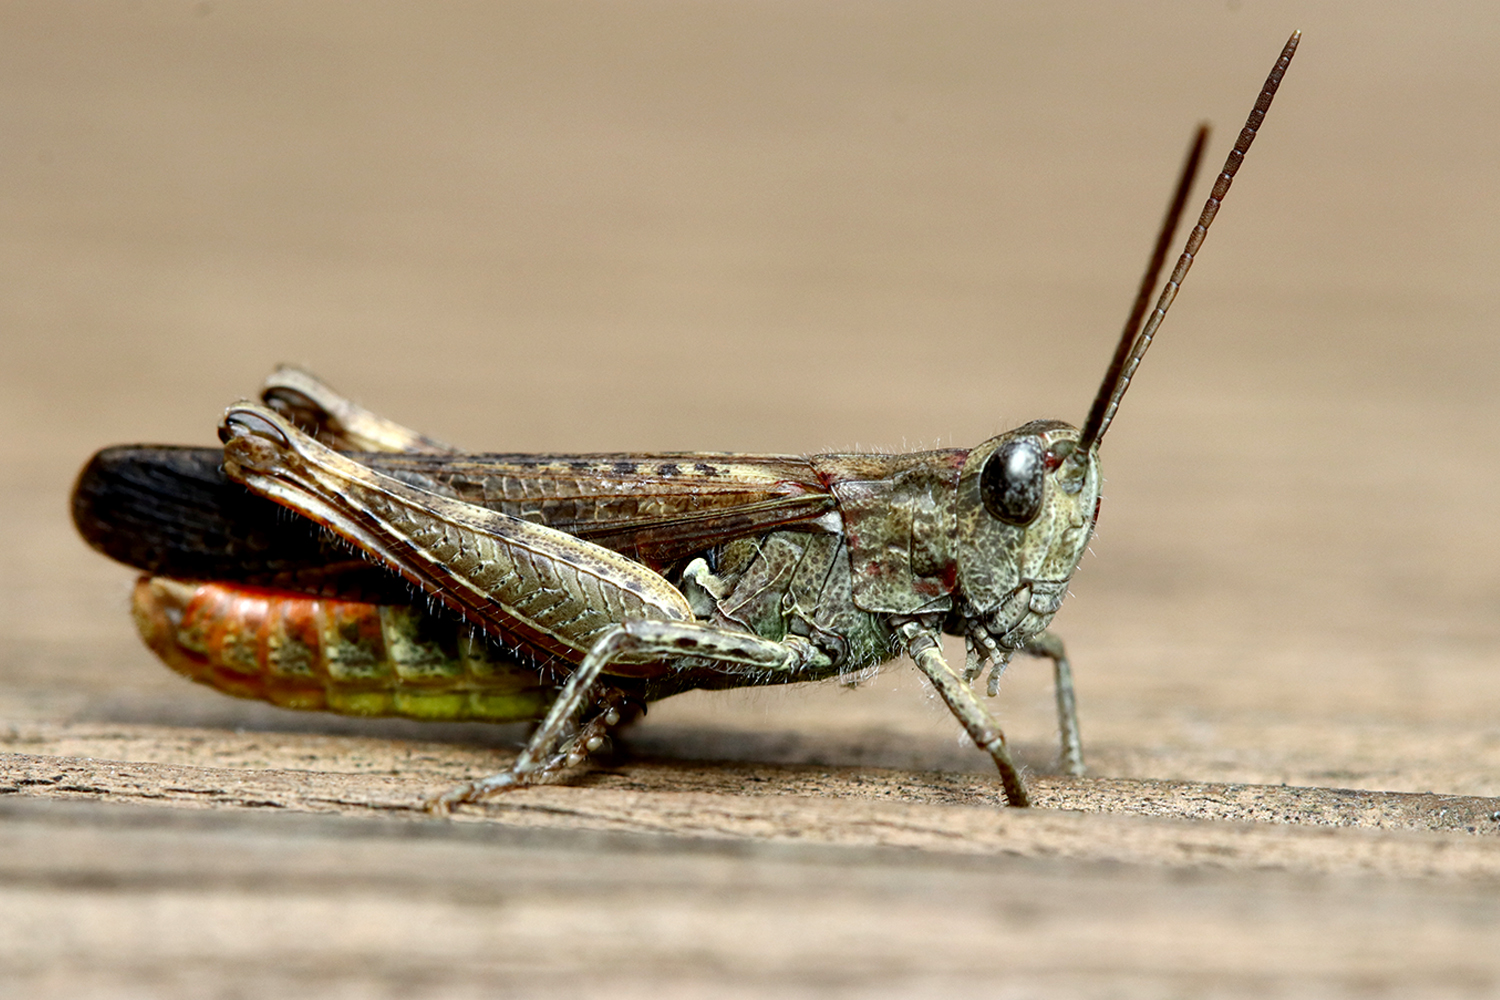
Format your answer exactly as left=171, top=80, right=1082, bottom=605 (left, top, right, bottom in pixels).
left=980, top=439, right=1045, bottom=526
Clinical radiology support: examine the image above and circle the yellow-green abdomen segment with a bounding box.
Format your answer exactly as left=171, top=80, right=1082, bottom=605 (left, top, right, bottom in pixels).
left=132, top=577, right=556, bottom=722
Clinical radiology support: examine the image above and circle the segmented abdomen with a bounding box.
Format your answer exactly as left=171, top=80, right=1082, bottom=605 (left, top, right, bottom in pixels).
left=132, top=577, right=556, bottom=722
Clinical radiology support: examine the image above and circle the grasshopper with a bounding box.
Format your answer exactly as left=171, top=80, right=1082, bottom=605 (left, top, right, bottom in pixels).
left=71, top=34, right=1299, bottom=811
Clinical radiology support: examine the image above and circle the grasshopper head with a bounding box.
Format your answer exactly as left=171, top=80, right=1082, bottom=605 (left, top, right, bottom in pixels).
left=945, top=110, right=1222, bottom=658
left=946, top=115, right=1214, bottom=658
left=953, top=421, right=1100, bottom=651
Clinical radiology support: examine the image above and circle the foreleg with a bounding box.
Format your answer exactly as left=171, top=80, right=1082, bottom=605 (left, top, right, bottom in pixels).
left=898, top=620, right=1030, bottom=807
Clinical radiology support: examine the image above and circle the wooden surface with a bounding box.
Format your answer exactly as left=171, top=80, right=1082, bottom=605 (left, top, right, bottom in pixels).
left=4, top=3, right=1500, bottom=996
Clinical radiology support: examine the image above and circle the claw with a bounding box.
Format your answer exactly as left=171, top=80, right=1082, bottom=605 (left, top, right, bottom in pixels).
left=966, top=625, right=1008, bottom=696
left=962, top=634, right=983, bottom=683
left=424, top=701, right=624, bottom=815
left=424, top=770, right=522, bottom=814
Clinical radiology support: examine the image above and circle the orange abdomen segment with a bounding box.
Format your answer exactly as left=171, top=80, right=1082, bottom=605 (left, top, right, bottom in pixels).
left=132, top=577, right=556, bottom=723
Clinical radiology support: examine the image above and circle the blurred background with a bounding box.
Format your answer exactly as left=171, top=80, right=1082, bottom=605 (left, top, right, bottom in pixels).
left=2, top=1, right=1497, bottom=792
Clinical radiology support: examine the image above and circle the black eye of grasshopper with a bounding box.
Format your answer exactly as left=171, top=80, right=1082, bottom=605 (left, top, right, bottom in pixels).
left=980, top=439, right=1045, bottom=526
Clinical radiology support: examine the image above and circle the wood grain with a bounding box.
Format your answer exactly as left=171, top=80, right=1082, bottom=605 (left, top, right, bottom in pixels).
left=5, top=3, right=1500, bottom=996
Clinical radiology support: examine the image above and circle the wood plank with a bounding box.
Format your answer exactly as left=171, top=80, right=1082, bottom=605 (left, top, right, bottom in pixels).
left=6, top=3, right=1500, bottom=996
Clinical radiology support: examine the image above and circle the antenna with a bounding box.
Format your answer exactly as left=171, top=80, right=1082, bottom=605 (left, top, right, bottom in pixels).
left=1077, top=30, right=1300, bottom=454
left=1078, top=124, right=1208, bottom=453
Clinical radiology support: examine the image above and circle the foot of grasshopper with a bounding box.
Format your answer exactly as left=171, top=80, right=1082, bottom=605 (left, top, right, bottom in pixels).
left=427, top=687, right=631, bottom=812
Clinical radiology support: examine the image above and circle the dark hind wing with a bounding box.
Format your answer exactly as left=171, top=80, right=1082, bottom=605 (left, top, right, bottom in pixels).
left=71, top=445, right=419, bottom=603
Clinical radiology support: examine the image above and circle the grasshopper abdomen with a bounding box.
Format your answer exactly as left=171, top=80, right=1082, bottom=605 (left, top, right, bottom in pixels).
left=132, top=577, right=557, bottom=722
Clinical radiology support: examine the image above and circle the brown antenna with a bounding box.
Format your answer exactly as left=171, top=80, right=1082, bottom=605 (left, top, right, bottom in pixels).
left=1078, top=30, right=1300, bottom=455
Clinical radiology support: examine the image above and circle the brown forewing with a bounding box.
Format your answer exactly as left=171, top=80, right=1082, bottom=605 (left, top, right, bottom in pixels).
left=354, top=452, right=840, bottom=568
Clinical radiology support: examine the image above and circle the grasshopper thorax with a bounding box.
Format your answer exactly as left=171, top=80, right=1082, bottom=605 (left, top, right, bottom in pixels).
left=954, top=420, right=1099, bottom=651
